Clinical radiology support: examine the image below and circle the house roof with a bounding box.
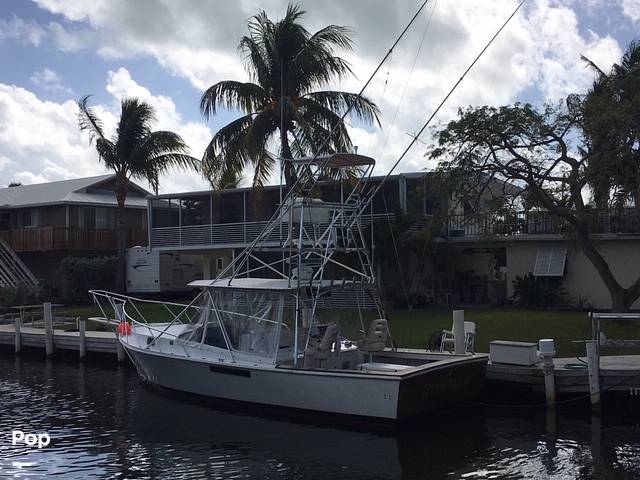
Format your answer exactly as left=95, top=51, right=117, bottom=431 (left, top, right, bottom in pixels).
left=0, top=174, right=150, bottom=209
left=151, top=171, right=430, bottom=200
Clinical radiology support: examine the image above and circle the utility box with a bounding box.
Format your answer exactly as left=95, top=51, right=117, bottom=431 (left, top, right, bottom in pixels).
left=489, top=340, right=539, bottom=366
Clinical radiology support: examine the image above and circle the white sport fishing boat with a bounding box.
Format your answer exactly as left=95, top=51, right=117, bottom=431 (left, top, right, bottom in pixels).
left=92, top=153, right=487, bottom=420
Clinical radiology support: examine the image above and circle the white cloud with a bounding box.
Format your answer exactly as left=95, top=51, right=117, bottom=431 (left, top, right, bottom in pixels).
left=621, top=0, right=640, bottom=22
left=0, top=0, right=629, bottom=188
left=525, top=1, right=622, bottom=101
left=0, top=16, right=47, bottom=46
left=0, top=70, right=210, bottom=193
left=0, top=84, right=102, bottom=184
left=30, top=68, right=74, bottom=95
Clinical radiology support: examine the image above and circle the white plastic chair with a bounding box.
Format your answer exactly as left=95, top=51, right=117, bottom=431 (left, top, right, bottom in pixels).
left=440, top=321, right=476, bottom=353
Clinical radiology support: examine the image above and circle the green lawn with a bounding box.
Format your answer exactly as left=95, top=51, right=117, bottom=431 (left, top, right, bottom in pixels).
left=382, top=307, right=640, bottom=357
left=62, top=303, right=640, bottom=358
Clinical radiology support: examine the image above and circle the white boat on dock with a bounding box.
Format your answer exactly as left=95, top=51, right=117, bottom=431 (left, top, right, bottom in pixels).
left=92, top=153, right=487, bottom=420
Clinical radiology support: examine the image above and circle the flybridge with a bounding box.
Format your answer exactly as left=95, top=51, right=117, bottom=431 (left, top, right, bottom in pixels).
left=218, top=153, right=380, bottom=294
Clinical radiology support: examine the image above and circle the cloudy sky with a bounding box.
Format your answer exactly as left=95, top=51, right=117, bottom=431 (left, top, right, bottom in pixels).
left=0, top=0, right=637, bottom=193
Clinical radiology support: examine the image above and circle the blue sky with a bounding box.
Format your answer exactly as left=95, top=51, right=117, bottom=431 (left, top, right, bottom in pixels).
left=0, top=0, right=638, bottom=193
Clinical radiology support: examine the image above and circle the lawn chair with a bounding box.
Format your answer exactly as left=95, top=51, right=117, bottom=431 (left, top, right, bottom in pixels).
left=439, top=321, right=476, bottom=353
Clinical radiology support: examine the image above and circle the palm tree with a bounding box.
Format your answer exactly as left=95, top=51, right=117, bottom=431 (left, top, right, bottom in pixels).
left=77, top=95, right=199, bottom=292
left=582, top=40, right=640, bottom=210
left=200, top=3, right=380, bottom=189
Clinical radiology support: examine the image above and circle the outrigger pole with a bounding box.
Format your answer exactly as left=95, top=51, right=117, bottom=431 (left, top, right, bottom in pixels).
left=351, top=1, right=525, bottom=220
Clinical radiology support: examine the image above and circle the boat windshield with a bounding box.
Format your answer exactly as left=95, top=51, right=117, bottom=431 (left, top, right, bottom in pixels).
left=184, top=288, right=289, bottom=363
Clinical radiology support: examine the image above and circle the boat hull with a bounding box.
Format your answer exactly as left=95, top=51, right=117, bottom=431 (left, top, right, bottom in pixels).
left=124, top=342, right=487, bottom=420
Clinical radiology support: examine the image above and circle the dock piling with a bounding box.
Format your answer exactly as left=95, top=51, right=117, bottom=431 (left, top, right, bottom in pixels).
left=14, top=317, right=21, bottom=354
left=586, top=340, right=601, bottom=409
left=539, top=339, right=556, bottom=406
left=79, top=319, right=86, bottom=359
left=453, top=310, right=465, bottom=355
left=44, top=302, right=54, bottom=356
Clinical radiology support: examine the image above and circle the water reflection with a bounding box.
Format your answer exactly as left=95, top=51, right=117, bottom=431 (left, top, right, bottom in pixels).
left=0, top=354, right=639, bottom=479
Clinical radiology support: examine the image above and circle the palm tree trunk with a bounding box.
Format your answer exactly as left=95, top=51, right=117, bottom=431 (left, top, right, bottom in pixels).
left=115, top=178, right=128, bottom=293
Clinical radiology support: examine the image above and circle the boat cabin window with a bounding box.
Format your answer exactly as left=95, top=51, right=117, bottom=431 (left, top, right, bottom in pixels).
left=194, top=289, right=288, bottom=362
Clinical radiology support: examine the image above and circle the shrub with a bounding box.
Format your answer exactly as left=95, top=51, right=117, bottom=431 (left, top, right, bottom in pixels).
left=0, top=284, right=42, bottom=313
left=59, top=256, right=117, bottom=304
left=511, top=273, right=566, bottom=309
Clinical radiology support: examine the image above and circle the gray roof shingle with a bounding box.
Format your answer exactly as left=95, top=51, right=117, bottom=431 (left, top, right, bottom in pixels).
left=0, top=175, right=149, bottom=209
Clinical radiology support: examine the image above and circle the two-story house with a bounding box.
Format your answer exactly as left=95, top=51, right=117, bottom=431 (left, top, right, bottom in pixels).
left=145, top=172, right=444, bottom=297
left=440, top=208, right=640, bottom=309
left=0, top=174, right=149, bottom=285
left=144, top=171, right=640, bottom=310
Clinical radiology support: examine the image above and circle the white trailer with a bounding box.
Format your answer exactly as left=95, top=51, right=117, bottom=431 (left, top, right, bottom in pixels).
left=126, top=247, right=203, bottom=293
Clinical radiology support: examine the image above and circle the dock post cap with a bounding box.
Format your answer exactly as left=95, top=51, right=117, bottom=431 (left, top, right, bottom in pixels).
left=538, top=339, right=556, bottom=357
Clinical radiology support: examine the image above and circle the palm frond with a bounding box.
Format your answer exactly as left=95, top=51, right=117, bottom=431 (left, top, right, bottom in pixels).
left=580, top=54, right=606, bottom=77
left=302, top=91, right=380, bottom=126
left=77, top=95, right=106, bottom=144
left=298, top=97, right=353, bottom=151
left=251, top=150, right=276, bottom=188
left=239, top=35, right=272, bottom=88
left=304, top=24, right=354, bottom=54
left=202, top=114, right=255, bottom=189
left=95, top=137, right=119, bottom=170
left=200, top=81, right=268, bottom=120
left=618, top=39, right=640, bottom=75
left=116, top=98, right=155, bottom=161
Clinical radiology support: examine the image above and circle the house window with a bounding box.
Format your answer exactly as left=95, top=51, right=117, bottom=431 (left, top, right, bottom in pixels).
left=96, top=208, right=113, bottom=229
left=82, top=207, right=115, bottom=229
left=216, top=257, right=224, bottom=271
left=533, top=246, right=567, bottom=276
left=83, top=207, right=96, bottom=229
left=21, top=209, right=38, bottom=228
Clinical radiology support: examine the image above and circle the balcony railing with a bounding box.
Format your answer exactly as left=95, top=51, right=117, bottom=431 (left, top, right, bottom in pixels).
left=150, top=214, right=392, bottom=249
left=444, top=209, right=640, bottom=238
left=0, top=227, right=148, bottom=252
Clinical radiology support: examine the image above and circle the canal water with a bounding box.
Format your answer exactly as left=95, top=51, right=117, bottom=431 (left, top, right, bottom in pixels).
left=1, top=355, right=639, bottom=479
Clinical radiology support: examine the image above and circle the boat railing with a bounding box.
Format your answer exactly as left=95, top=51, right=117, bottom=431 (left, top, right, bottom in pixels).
left=89, top=290, right=202, bottom=343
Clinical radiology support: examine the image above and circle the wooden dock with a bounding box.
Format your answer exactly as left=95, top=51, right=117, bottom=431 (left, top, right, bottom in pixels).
left=1, top=318, right=639, bottom=399
left=0, top=322, right=123, bottom=358
left=487, top=355, right=640, bottom=394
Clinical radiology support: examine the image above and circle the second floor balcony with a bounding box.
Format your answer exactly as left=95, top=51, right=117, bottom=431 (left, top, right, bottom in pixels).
left=0, top=226, right=148, bottom=252
left=150, top=214, right=391, bottom=250
left=443, top=208, right=640, bottom=239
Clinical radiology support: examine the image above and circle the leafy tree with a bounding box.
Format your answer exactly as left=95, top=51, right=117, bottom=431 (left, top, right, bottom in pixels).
left=200, top=3, right=380, bottom=189
left=77, top=96, right=199, bottom=292
left=582, top=40, right=640, bottom=209
left=430, top=101, right=640, bottom=311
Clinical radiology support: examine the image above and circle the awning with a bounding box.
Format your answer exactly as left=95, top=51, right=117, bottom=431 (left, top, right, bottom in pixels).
left=533, top=246, right=567, bottom=277
left=189, top=277, right=357, bottom=291
left=285, top=153, right=375, bottom=168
